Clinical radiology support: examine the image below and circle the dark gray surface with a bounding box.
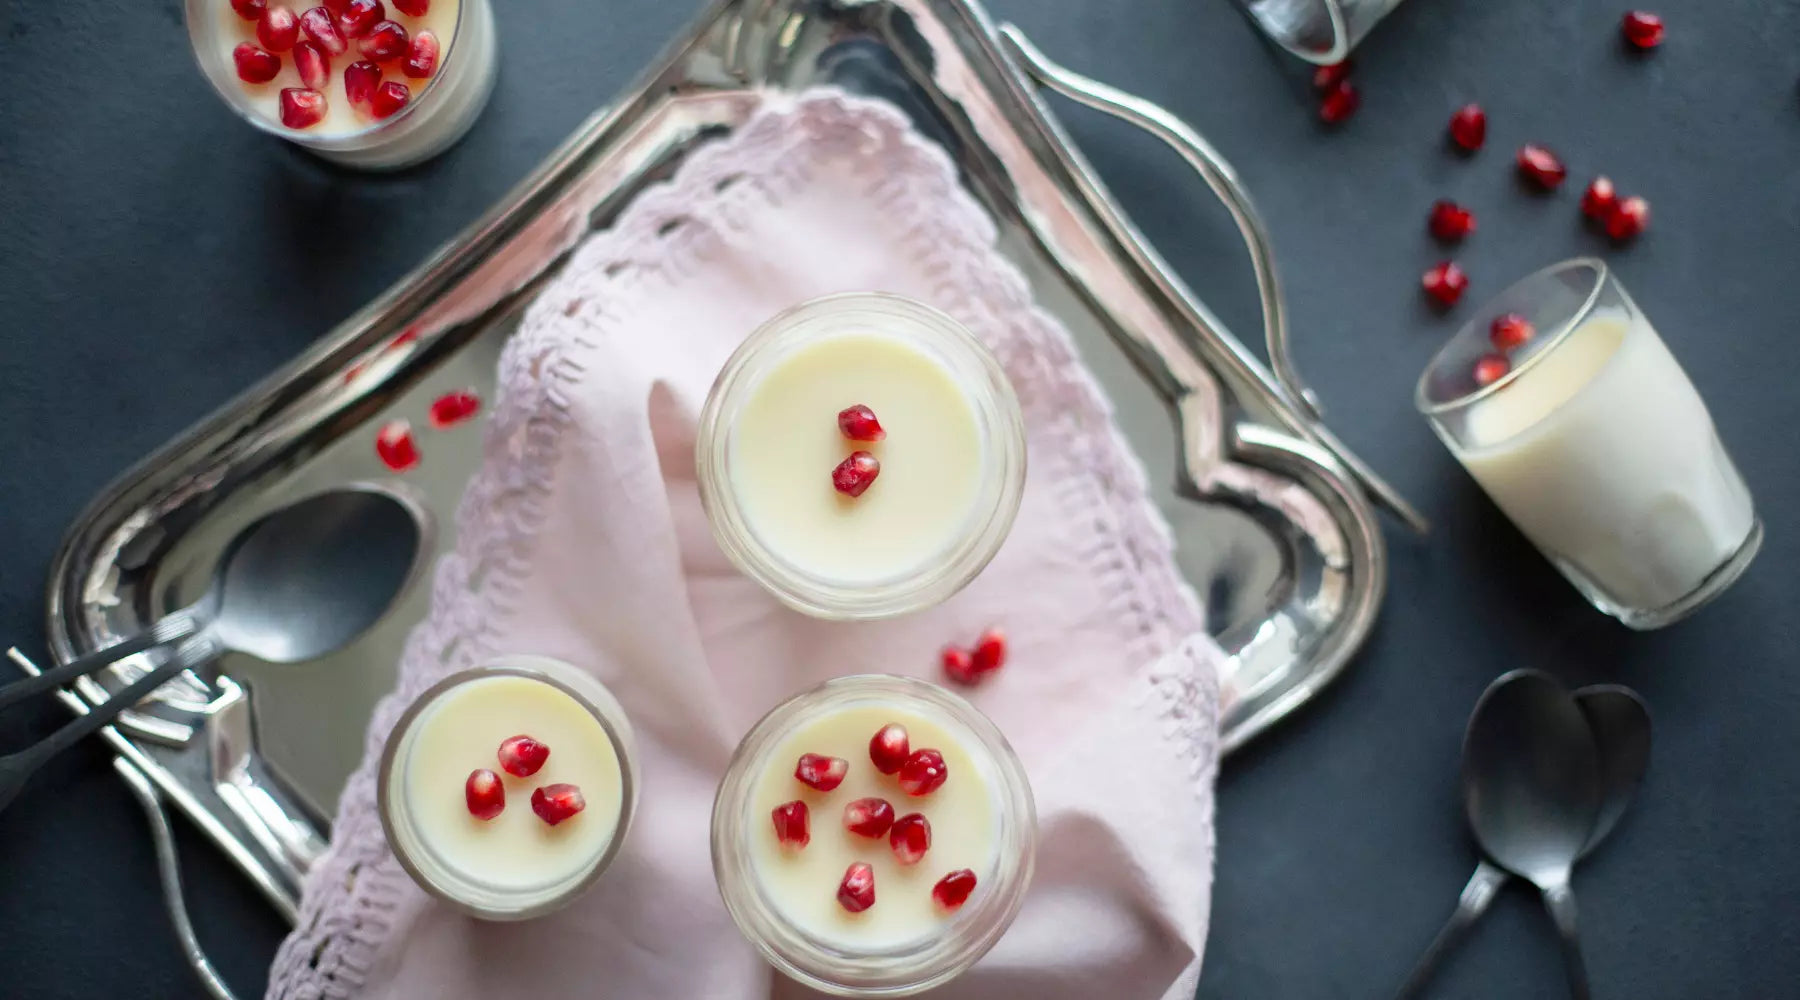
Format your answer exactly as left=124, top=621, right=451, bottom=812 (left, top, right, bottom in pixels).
left=2, top=0, right=1796, bottom=997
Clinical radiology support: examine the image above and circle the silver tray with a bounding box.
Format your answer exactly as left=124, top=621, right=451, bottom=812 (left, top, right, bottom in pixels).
left=10, top=0, right=1416, bottom=990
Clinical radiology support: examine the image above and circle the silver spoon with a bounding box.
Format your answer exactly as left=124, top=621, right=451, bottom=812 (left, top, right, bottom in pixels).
left=1396, top=683, right=1650, bottom=998
left=0, top=487, right=421, bottom=813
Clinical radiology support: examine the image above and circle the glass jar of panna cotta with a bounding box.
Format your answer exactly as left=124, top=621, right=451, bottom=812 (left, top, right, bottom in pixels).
left=1417, top=258, right=1760, bottom=629
left=186, top=0, right=497, bottom=170
left=696, top=293, right=1028, bottom=620
left=712, top=675, right=1037, bottom=997
left=378, top=655, right=638, bottom=919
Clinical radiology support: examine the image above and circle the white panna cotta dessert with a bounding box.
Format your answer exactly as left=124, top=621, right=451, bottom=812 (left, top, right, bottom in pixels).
left=188, top=0, right=497, bottom=169
left=1418, top=258, right=1759, bottom=628
left=697, top=294, right=1027, bottom=619
left=712, top=676, right=1036, bottom=996
left=379, top=655, right=638, bottom=919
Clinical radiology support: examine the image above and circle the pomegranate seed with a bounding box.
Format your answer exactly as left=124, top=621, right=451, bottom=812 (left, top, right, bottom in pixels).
left=795, top=753, right=849, bottom=792
left=496, top=734, right=550, bottom=777
left=842, top=797, right=895, bottom=838
left=374, top=418, right=419, bottom=470
left=898, top=749, right=948, bottom=797
left=836, top=404, right=886, bottom=442
left=370, top=80, right=411, bottom=119
left=530, top=783, right=586, bottom=826
left=831, top=451, right=880, bottom=497
left=231, top=0, right=268, bottom=21
left=889, top=813, right=931, bottom=865
left=393, top=0, right=429, bottom=13
left=258, top=7, right=300, bottom=51
left=337, top=0, right=384, bottom=38
left=1516, top=144, right=1568, bottom=190
left=1606, top=195, right=1651, bottom=241
left=1317, top=80, right=1359, bottom=125
left=941, top=645, right=978, bottom=685
left=1311, top=59, right=1352, bottom=93
left=837, top=863, right=876, bottom=913
left=869, top=724, right=909, bottom=774
left=322, top=0, right=350, bottom=11
left=278, top=87, right=328, bottom=130
left=1447, top=104, right=1487, bottom=152
left=1472, top=353, right=1512, bottom=387
left=972, top=627, right=1007, bottom=675
left=464, top=768, right=504, bottom=820
left=233, top=44, right=281, bottom=84
left=344, top=60, right=382, bottom=109
left=1621, top=10, right=1665, bottom=50
left=1421, top=261, right=1469, bottom=309
left=426, top=388, right=480, bottom=429
left=293, top=41, right=330, bottom=90
left=932, top=869, right=978, bottom=911
left=772, top=800, right=810, bottom=849
left=403, top=29, right=440, bottom=79
left=298, top=7, right=348, bottom=55
left=359, top=19, right=409, bottom=61
left=1428, top=200, right=1476, bottom=242
left=1488, top=314, right=1535, bottom=352
left=1580, top=176, right=1618, bottom=221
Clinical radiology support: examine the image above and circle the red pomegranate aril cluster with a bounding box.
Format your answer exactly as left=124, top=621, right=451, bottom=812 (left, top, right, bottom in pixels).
left=299, top=6, right=347, bottom=54
left=232, top=0, right=269, bottom=19
left=832, top=451, right=880, bottom=498
left=870, top=723, right=910, bottom=774
left=837, top=404, right=886, bottom=442
left=898, top=748, right=948, bottom=797
left=1516, top=144, right=1568, bottom=190
left=259, top=6, right=299, bottom=51
left=336, top=0, right=384, bottom=38
left=837, top=862, right=876, bottom=913
left=361, top=19, right=410, bottom=61
left=943, top=627, right=1008, bottom=686
left=888, top=813, right=931, bottom=865
left=1606, top=195, right=1650, bottom=241
left=1447, top=104, right=1486, bottom=152
left=279, top=85, right=328, bottom=128
left=224, top=0, right=440, bottom=132
left=1428, top=201, right=1476, bottom=242
left=773, top=800, right=811, bottom=848
left=234, top=43, right=282, bottom=83
left=404, top=30, right=440, bottom=78
left=370, top=80, right=411, bottom=119
left=294, top=42, right=330, bottom=90
left=843, top=797, right=896, bottom=838
left=531, top=783, right=587, bottom=826
left=465, top=768, right=505, bottom=820
left=345, top=60, right=382, bottom=108
left=1422, top=261, right=1469, bottom=309
left=932, top=869, right=978, bottom=911
left=795, top=753, right=849, bottom=792
left=1621, top=11, right=1665, bottom=50
left=498, top=734, right=550, bottom=777
left=1311, top=59, right=1351, bottom=93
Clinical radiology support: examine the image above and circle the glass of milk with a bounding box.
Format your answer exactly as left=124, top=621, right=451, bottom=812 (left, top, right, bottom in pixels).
left=1416, top=258, right=1760, bottom=630
left=1227, top=0, right=1409, bottom=64
left=185, top=0, right=498, bottom=170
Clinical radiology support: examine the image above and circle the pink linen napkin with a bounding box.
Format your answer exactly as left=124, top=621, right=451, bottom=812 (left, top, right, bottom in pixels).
left=268, top=89, right=1221, bottom=1000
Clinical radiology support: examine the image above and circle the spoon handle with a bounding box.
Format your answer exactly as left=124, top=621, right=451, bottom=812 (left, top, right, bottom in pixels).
left=1541, top=882, right=1591, bottom=1000
left=1394, top=860, right=1509, bottom=1000
left=0, top=612, right=201, bottom=713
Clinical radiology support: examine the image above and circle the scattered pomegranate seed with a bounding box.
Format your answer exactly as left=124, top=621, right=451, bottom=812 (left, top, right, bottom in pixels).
left=233, top=44, right=282, bottom=84
left=374, top=418, right=419, bottom=471
left=932, top=869, right=978, bottom=911
left=843, top=797, right=896, bottom=838
left=1580, top=176, right=1618, bottom=221
left=836, top=404, right=886, bottom=442
left=359, top=19, right=409, bottom=61
left=336, top=0, right=385, bottom=38
left=1428, top=200, right=1476, bottom=242
left=231, top=0, right=269, bottom=21
left=370, top=80, right=411, bottom=119
left=293, top=41, right=330, bottom=90
left=1317, top=80, right=1359, bottom=125
left=1421, top=261, right=1470, bottom=309
left=869, top=724, right=910, bottom=775
left=795, top=753, right=849, bottom=792
left=1447, top=104, right=1487, bottom=152
left=889, top=813, right=931, bottom=865
left=344, top=60, right=382, bottom=109
left=298, top=6, right=348, bottom=55
left=1489, top=314, right=1535, bottom=352
left=832, top=451, right=880, bottom=498
left=257, top=7, right=300, bottom=51
left=837, top=863, right=876, bottom=913
left=772, top=800, right=810, bottom=849
left=1516, top=144, right=1568, bottom=190
left=1472, top=353, right=1512, bottom=387
left=426, top=388, right=480, bottom=429
left=321, top=0, right=350, bottom=11
left=941, top=645, right=979, bottom=685
left=497, top=734, right=550, bottom=777
left=278, top=87, right=328, bottom=129
left=898, top=749, right=948, bottom=797
left=464, top=768, right=504, bottom=820
left=1606, top=195, right=1651, bottom=241
left=403, top=29, right=439, bottom=79
left=971, top=627, right=1007, bottom=675
left=1311, top=59, right=1352, bottom=93
left=530, top=783, right=586, bottom=826
left=1621, top=10, right=1665, bottom=50
left=392, top=0, right=429, bottom=13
